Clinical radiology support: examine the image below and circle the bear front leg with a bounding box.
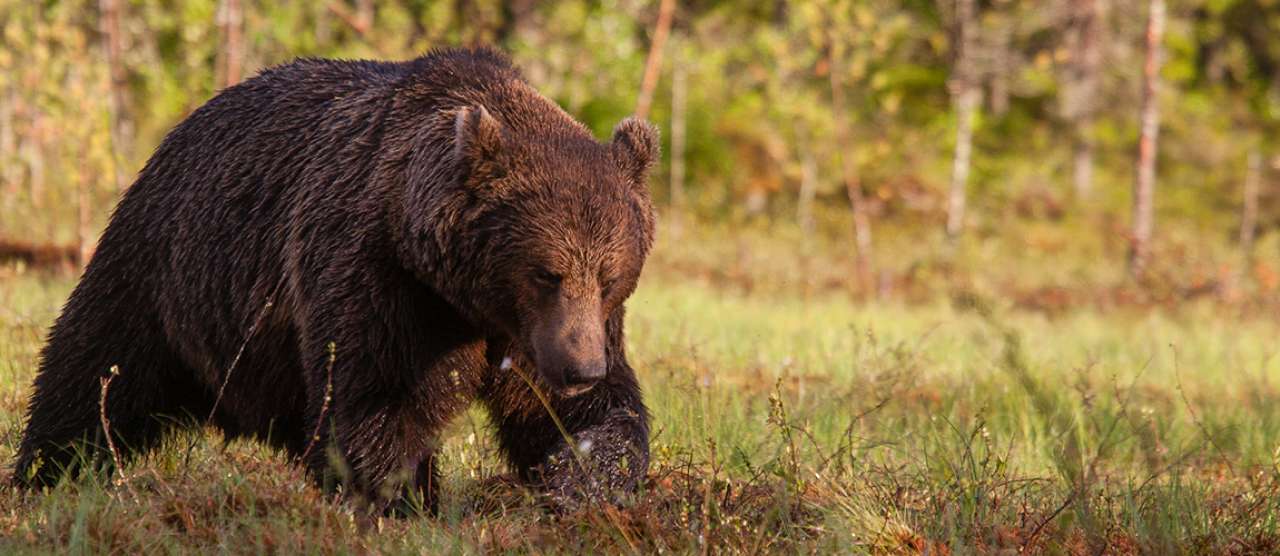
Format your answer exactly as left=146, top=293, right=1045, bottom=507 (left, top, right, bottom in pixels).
left=299, top=340, right=439, bottom=515
left=482, top=311, right=649, bottom=509
left=536, top=402, right=649, bottom=509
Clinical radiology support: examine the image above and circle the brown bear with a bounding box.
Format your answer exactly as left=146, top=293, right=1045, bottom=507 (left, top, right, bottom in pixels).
left=12, top=47, right=657, bottom=514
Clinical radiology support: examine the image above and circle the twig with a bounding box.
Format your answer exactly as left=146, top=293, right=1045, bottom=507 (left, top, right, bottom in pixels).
left=1085, top=358, right=1152, bottom=482
left=1133, top=439, right=1206, bottom=496
left=206, top=296, right=276, bottom=424
left=99, top=364, right=135, bottom=495
left=817, top=395, right=892, bottom=473
left=1021, top=491, right=1074, bottom=553
left=300, top=341, right=337, bottom=463
left=182, top=291, right=277, bottom=478
left=98, top=366, right=123, bottom=474
left=1172, top=343, right=1237, bottom=477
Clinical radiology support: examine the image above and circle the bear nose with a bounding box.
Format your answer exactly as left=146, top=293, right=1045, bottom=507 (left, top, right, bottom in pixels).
left=566, top=359, right=607, bottom=386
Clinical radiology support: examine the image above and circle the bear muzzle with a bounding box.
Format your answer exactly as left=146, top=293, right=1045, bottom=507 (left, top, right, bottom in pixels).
left=560, top=357, right=607, bottom=395
left=530, top=318, right=607, bottom=397
left=543, top=345, right=606, bottom=397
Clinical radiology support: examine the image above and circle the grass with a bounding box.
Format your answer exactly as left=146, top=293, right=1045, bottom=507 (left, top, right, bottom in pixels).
left=1, top=221, right=1279, bottom=554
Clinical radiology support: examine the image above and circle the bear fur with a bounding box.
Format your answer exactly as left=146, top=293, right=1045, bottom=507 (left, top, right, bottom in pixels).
left=12, top=47, right=657, bottom=514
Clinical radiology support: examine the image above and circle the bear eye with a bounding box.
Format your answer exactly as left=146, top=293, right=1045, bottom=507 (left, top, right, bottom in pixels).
left=600, top=276, right=620, bottom=299
left=534, top=269, right=563, bottom=288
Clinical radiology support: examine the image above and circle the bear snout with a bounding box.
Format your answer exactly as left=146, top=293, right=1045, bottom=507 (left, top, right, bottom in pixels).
left=528, top=296, right=608, bottom=396
left=564, top=358, right=607, bottom=386
left=543, top=347, right=606, bottom=397
left=530, top=325, right=607, bottom=396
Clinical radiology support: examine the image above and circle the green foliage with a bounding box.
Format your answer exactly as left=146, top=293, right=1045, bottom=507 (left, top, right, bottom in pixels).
left=2, top=0, right=1279, bottom=243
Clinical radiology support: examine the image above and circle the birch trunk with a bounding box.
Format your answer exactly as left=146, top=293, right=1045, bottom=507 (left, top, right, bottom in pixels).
left=634, top=0, right=675, bottom=120
left=944, top=0, right=978, bottom=239
left=1239, top=150, right=1261, bottom=256
left=216, top=0, right=245, bottom=89
left=828, top=40, right=874, bottom=296
left=1129, top=0, right=1164, bottom=277
left=0, top=95, right=15, bottom=206
left=99, top=0, right=130, bottom=191
left=794, top=122, right=818, bottom=234
left=946, top=87, right=978, bottom=238
left=1064, top=0, right=1105, bottom=202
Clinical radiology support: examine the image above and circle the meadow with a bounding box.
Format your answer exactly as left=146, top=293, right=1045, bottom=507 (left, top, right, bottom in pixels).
left=1, top=221, right=1277, bottom=554
left=4, top=1, right=1280, bottom=552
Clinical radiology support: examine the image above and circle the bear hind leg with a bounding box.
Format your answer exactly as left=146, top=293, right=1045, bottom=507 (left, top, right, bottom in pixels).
left=13, top=314, right=206, bottom=488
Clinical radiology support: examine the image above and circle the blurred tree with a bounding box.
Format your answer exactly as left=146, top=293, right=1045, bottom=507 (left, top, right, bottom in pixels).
left=829, top=20, right=874, bottom=294
left=1130, top=0, right=1164, bottom=277
left=98, top=0, right=130, bottom=190
left=669, top=36, right=688, bottom=209
left=1188, top=0, right=1280, bottom=258
left=0, top=0, right=1278, bottom=281
left=497, top=0, right=538, bottom=48
left=943, top=0, right=979, bottom=238
left=1059, top=0, right=1106, bottom=200
left=327, top=0, right=373, bottom=38
left=793, top=120, right=818, bottom=232
left=1240, top=149, right=1261, bottom=257
left=635, top=0, right=675, bottom=120
left=215, top=0, right=244, bottom=88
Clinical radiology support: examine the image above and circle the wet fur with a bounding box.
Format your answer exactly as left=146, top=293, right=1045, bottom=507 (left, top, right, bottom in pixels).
left=12, top=47, right=656, bottom=514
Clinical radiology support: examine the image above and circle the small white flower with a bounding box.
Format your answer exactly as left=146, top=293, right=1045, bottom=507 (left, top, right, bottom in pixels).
left=577, top=439, right=593, bottom=454
left=500, top=357, right=513, bottom=370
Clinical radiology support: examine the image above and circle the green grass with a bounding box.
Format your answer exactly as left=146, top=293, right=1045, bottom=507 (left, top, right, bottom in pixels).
left=1, top=226, right=1279, bottom=554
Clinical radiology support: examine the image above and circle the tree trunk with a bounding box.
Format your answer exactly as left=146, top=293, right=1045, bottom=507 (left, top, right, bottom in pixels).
left=77, top=107, right=95, bottom=268
left=1065, top=0, right=1105, bottom=200
left=669, top=51, right=687, bottom=209
left=315, top=2, right=332, bottom=46
left=946, top=88, right=979, bottom=238
left=634, top=0, right=676, bottom=120
left=77, top=152, right=93, bottom=268
left=497, top=0, right=538, bottom=48
left=1129, top=0, right=1164, bottom=277
left=99, top=0, right=130, bottom=191
left=794, top=122, right=818, bottom=234
left=330, top=0, right=372, bottom=36
left=22, top=114, right=44, bottom=210
left=356, top=0, right=373, bottom=31
left=1072, top=135, right=1094, bottom=200
left=988, top=22, right=1011, bottom=117
left=0, top=94, right=15, bottom=206
left=216, top=0, right=245, bottom=89
left=945, top=0, right=978, bottom=239
left=828, top=40, right=874, bottom=297
left=1239, top=149, right=1261, bottom=256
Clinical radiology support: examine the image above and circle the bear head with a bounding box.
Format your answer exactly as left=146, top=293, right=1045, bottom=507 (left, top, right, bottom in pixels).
left=407, top=104, right=658, bottom=397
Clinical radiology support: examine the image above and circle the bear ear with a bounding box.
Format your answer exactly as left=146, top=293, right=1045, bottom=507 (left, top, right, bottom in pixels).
left=454, top=105, right=505, bottom=179
left=610, top=117, right=660, bottom=187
